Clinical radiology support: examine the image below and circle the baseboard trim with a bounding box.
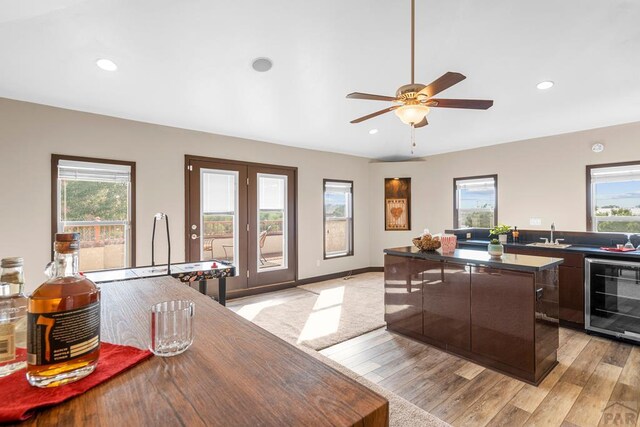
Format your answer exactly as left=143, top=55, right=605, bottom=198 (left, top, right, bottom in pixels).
left=227, top=266, right=383, bottom=300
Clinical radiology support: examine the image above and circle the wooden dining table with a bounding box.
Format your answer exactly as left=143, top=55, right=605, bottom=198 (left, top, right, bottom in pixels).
left=23, top=276, right=389, bottom=426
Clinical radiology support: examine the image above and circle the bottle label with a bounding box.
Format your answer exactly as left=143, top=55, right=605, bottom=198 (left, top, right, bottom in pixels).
left=27, top=302, right=100, bottom=365
left=0, top=324, right=16, bottom=363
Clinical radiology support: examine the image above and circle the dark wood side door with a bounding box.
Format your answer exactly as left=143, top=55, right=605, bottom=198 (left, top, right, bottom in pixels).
left=384, top=255, right=424, bottom=336
left=423, top=261, right=471, bottom=351
left=471, top=266, right=535, bottom=372
left=186, top=159, right=248, bottom=291
left=247, top=165, right=297, bottom=287
left=186, top=156, right=298, bottom=292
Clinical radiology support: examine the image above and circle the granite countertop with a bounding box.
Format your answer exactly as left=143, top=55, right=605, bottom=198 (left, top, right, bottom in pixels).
left=459, top=239, right=640, bottom=260
left=384, top=246, right=563, bottom=272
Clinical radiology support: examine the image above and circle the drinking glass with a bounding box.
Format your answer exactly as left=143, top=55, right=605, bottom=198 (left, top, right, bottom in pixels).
left=150, top=300, right=194, bottom=357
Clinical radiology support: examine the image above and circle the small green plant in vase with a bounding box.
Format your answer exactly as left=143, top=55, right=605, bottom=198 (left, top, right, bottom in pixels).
left=489, top=224, right=512, bottom=244
left=487, top=238, right=503, bottom=258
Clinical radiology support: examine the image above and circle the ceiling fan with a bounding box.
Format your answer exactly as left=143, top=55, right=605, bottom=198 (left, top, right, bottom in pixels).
left=346, top=0, right=493, bottom=130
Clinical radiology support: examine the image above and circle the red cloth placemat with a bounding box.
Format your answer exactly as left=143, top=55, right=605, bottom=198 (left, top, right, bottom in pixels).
left=0, top=342, right=152, bottom=423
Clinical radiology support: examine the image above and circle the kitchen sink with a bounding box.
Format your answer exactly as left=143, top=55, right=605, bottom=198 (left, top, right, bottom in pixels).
left=526, top=242, right=572, bottom=249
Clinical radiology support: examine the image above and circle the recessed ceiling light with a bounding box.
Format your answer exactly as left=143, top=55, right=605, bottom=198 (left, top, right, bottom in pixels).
left=369, top=129, right=378, bottom=135
left=96, top=59, right=118, bottom=71
left=536, top=80, right=554, bottom=90
left=592, top=143, right=605, bottom=153
left=251, top=57, right=273, bottom=72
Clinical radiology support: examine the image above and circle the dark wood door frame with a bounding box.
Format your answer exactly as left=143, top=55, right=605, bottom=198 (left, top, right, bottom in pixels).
left=184, top=155, right=298, bottom=289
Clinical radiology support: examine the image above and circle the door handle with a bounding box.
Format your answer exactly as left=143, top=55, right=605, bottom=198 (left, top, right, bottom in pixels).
left=191, top=234, right=200, bottom=240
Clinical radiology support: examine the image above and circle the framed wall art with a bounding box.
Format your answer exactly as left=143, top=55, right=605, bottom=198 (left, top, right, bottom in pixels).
left=384, top=178, right=411, bottom=231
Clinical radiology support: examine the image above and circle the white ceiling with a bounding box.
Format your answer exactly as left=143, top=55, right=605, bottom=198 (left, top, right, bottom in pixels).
left=1, top=0, right=640, bottom=160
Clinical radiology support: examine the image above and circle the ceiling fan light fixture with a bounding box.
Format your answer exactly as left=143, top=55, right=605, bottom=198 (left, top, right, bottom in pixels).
left=394, top=104, right=430, bottom=125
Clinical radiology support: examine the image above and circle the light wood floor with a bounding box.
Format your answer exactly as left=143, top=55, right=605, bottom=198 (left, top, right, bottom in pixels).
left=229, top=287, right=640, bottom=427
left=320, top=327, right=640, bottom=427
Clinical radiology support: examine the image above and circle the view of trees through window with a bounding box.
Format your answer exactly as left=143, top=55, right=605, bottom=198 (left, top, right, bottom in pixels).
left=455, top=176, right=497, bottom=228
left=60, top=181, right=128, bottom=222
left=55, top=157, right=133, bottom=271
left=592, top=181, right=640, bottom=233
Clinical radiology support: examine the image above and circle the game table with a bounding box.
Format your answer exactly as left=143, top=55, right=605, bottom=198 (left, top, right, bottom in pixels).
left=84, top=260, right=235, bottom=305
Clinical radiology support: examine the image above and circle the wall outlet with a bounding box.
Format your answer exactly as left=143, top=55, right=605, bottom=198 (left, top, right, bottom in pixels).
left=466, top=233, right=472, bottom=239
left=316, top=259, right=321, bottom=267
left=529, top=217, right=542, bottom=226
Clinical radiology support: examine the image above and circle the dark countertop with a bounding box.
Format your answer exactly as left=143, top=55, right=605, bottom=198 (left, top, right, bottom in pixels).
left=384, top=246, right=563, bottom=272
left=458, top=239, right=640, bottom=261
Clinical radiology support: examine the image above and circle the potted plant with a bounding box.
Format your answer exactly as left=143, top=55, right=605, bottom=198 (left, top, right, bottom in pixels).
left=487, top=238, right=503, bottom=258
left=489, top=224, right=512, bottom=244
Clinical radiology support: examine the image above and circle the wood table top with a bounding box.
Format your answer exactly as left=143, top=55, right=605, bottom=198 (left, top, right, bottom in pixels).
left=24, top=276, right=388, bottom=426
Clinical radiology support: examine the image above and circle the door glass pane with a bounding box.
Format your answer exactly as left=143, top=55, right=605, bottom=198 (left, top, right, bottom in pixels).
left=201, top=169, right=238, bottom=263
left=257, top=174, right=287, bottom=271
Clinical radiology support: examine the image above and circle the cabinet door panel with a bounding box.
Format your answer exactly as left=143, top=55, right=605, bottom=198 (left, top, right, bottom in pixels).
left=384, top=255, right=424, bottom=335
left=423, top=262, right=470, bottom=351
left=471, top=267, right=535, bottom=372
left=559, top=266, right=585, bottom=325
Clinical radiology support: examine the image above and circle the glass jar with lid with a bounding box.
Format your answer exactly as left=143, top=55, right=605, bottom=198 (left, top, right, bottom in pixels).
left=0, top=257, right=28, bottom=377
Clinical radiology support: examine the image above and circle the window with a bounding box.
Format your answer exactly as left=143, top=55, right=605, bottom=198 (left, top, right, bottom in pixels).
left=454, top=175, right=498, bottom=228
left=323, top=180, right=353, bottom=258
left=587, top=161, right=640, bottom=233
left=52, top=155, right=136, bottom=271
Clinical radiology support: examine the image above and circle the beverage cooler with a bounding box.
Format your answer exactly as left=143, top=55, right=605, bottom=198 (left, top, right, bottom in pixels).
left=586, top=258, right=640, bottom=342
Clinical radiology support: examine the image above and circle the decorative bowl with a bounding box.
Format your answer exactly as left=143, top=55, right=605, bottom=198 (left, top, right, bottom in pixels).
left=412, top=235, right=441, bottom=251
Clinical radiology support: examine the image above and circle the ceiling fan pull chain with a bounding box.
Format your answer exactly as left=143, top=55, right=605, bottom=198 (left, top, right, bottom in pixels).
left=410, top=125, right=416, bottom=154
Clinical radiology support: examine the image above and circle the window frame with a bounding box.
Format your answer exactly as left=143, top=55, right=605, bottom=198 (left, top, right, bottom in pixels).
left=323, top=179, right=354, bottom=259
left=586, top=160, right=640, bottom=232
left=51, top=154, right=137, bottom=267
left=453, top=174, right=498, bottom=229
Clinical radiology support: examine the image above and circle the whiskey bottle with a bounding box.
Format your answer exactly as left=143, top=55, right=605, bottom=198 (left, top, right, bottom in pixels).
left=0, top=257, right=28, bottom=377
left=27, top=233, right=101, bottom=387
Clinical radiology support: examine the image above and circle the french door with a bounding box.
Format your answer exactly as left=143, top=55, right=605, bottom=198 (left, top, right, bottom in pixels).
left=185, top=156, right=296, bottom=291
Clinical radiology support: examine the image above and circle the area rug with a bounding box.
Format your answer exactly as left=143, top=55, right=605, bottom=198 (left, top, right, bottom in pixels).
left=230, top=272, right=386, bottom=350
left=229, top=272, right=450, bottom=427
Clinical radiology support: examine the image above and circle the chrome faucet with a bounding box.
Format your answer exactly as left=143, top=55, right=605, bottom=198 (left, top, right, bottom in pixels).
left=550, top=222, right=555, bottom=244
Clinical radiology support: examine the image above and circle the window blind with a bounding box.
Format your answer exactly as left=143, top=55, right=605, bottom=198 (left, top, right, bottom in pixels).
left=456, top=177, right=495, bottom=190
left=58, top=160, right=131, bottom=183
left=591, top=164, right=640, bottom=184
left=325, top=181, right=352, bottom=192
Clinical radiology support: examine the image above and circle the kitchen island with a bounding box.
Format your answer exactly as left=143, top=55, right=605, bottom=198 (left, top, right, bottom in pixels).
left=384, top=246, right=563, bottom=385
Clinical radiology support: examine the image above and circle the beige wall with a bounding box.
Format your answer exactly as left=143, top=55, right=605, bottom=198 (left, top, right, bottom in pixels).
left=0, top=98, right=371, bottom=292
left=3, top=97, right=640, bottom=287
left=369, top=122, right=640, bottom=266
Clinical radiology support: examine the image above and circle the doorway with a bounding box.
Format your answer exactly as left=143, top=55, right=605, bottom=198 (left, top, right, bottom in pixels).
left=185, top=156, right=297, bottom=291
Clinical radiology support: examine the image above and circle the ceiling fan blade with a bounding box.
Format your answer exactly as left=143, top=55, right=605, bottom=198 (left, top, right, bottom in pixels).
left=413, top=117, right=428, bottom=128
left=417, top=72, right=466, bottom=98
left=429, top=99, right=494, bottom=110
left=350, top=106, right=399, bottom=123
left=347, top=92, right=397, bottom=102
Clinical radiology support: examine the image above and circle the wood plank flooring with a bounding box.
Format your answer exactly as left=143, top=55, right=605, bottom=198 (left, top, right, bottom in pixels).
left=320, top=327, right=640, bottom=427
left=229, top=285, right=639, bottom=427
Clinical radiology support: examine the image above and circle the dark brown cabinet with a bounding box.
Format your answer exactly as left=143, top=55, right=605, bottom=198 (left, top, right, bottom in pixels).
left=471, top=266, right=535, bottom=372
left=383, top=255, right=425, bottom=336
left=423, top=262, right=470, bottom=351
left=384, top=252, right=559, bottom=385
left=505, top=246, right=584, bottom=328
